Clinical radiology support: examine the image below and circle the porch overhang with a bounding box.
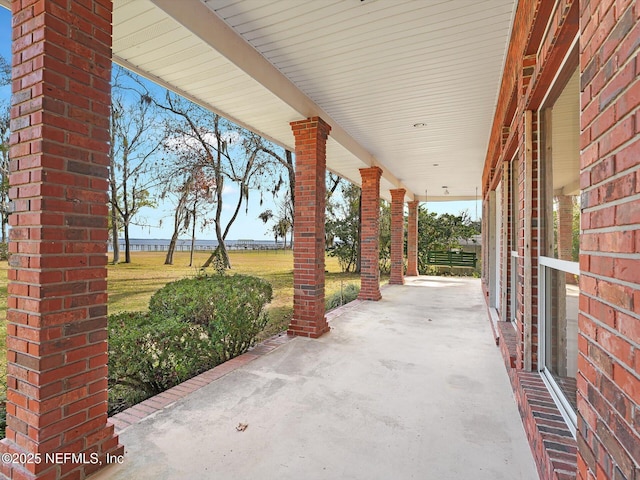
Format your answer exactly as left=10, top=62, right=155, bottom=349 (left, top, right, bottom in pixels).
left=0, top=0, right=519, bottom=202
left=113, top=0, right=518, bottom=202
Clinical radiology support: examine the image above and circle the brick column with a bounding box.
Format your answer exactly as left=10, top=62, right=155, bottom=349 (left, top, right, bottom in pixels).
left=556, top=195, right=575, bottom=284
left=389, top=189, right=405, bottom=285
left=406, top=200, right=419, bottom=276
left=289, top=117, right=331, bottom=338
left=358, top=167, right=382, bottom=301
left=1, top=2, right=122, bottom=479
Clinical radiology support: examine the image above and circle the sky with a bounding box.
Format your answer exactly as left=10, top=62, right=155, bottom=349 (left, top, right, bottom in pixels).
left=0, top=7, right=480, bottom=242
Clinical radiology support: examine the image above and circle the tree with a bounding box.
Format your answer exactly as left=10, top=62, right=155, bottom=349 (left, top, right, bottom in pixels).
left=325, top=176, right=395, bottom=274
left=417, top=208, right=479, bottom=273
left=326, top=181, right=361, bottom=272
left=257, top=192, right=293, bottom=248
left=0, top=54, right=10, bottom=244
left=160, top=167, right=215, bottom=266
left=0, top=55, right=9, bottom=85
left=378, top=201, right=392, bottom=273
left=158, top=93, right=273, bottom=269
left=110, top=68, right=164, bottom=263
left=251, top=135, right=295, bottom=228
left=163, top=176, right=192, bottom=265
left=274, top=217, right=292, bottom=248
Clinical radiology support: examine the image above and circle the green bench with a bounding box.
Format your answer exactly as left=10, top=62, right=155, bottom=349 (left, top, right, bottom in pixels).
left=426, top=250, right=477, bottom=269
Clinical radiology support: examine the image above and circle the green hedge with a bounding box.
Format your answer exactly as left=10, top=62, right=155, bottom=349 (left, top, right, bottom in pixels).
left=108, top=274, right=272, bottom=415
left=108, top=312, right=215, bottom=399
left=149, top=274, right=272, bottom=362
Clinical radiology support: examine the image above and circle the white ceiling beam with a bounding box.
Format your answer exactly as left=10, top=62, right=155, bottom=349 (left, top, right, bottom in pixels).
left=149, top=0, right=413, bottom=201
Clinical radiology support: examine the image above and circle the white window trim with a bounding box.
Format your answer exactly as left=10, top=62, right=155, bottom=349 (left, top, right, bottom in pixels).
left=510, top=251, right=519, bottom=330
left=539, top=255, right=580, bottom=275
left=538, top=257, right=579, bottom=437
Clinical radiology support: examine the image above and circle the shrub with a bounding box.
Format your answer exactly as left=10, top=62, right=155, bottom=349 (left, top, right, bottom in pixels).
left=325, top=283, right=360, bottom=310
left=149, top=274, right=272, bottom=362
left=107, top=274, right=273, bottom=414
left=0, top=242, right=8, bottom=261
left=108, top=312, right=216, bottom=403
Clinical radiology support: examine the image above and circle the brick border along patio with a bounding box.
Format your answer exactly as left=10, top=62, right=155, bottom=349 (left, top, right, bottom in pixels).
left=109, top=299, right=365, bottom=433
left=109, top=334, right=292, bottom=432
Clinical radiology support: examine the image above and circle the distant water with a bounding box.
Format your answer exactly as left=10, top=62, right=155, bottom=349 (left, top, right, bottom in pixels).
left=109, top=238, right=280, bottom=252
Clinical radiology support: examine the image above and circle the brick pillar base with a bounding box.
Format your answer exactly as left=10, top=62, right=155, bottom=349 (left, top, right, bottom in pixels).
left=389, top=189, right=405, bottom=285
left=406, top=201, right=419, bottom=276
left=0, top=2, right=122, bottom=479
left=358, top=167, right=382, bottom=301
left=288, top=117, right=331, bottom=338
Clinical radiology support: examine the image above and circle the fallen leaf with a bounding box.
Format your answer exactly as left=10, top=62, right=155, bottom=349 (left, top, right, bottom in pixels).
left=236, top=423, right=248, bottom=432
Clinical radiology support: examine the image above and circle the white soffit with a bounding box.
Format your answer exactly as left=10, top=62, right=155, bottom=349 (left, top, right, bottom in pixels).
left=113, top=0, right=516, bottom=201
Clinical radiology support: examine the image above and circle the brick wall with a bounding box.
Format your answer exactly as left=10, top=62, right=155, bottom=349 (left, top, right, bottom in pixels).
left=484, top=0, right=578, bottom=370
left=482, top=0, right=585, bottom=478
left=358, top=167, right=382, bottom=301
left=485, top=0, right=640, bottom=477
left=388, top=189, right=405, bottom=285
left=289, top=117, right=331, bottom=338
left=1, top=1, right=122, bottom=479
left=577, top=1, right=640, bottom=479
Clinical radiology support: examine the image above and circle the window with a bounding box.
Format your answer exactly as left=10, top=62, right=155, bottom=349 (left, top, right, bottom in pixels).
left=538, top=64, right=580, bottom=434
left=510, top=154, right=520, bottom=325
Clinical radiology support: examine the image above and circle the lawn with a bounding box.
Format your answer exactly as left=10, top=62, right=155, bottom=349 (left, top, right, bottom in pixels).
left=0, top=250, right=378, bottom=396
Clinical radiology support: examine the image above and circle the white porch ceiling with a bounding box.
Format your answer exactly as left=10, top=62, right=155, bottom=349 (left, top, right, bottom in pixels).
left=5, top=0, right=519, bottom=202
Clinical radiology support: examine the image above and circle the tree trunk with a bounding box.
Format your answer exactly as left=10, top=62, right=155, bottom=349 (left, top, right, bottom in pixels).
left=109, top=157, right=120, bottom=263
left=286, top=149, right=295, bottom=208
left=189, top=208, right=196, bottom=267
left=165, top=230, right=179, bottom=265
left=110, top=202, right=120, bottom=264
left=202, top=222, right=230, bottom=268
left=166, top=196, right=188, bottom=265
left=124, top=218, right=131, bottom=264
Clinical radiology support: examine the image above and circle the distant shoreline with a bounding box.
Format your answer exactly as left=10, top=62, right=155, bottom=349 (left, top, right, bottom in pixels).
left=109, top=238, right=283, bottom=252
left=113, top=238, right=277, bottom=245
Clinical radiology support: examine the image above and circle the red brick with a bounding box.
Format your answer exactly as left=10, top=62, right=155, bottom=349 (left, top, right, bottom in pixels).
left=6, top=1, right=119, bottom=478
left=616, top=311, right=640, bottom=341
left=597, top=328, right=633, bottom=366
left=388, top=189, right=405, bottom=285
left=289, top=117, right=330, bottom=338
left=358, top=167, right=383, bottom=301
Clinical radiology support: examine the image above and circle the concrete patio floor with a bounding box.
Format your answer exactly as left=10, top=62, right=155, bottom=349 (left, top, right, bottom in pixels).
left=92, top=276, right=538, bottom=480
